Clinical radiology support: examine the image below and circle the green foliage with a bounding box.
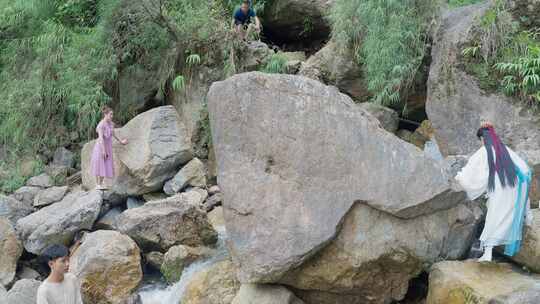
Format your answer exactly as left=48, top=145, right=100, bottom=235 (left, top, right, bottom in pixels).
left=0, top=0, right=231, bottom=160
left=330, top=0, right=438, bottom=107
left=192, top=101, right=212, bottom=159
left=0, top=0, right=116, bottom=154
left=172, top=75, right=186, bottom=91
left=475, top=1, right=517, bottom=61
left=199, top=102, right=212, bottom=150
left=0, top=155, right=44, bottom=194
left=134, top=0, right=231, bottom=96
left=447, top=0, right=483, bottom=8
left=461, top=1, right=516, bottom=64
left=261, top=53, right=288, bottom=74
left=104, top=1, right=170, bottom=69
left=461, top=2, right=540, bottom=104
left=462, top=45, right=481, bottom=58
left=461, top=287, right=481, bottom=304
left=55, top=0, right=100, bottom=27
left=495, top=35, right=540, bottom=103
left=223, top=49, right=238, bottom=78
left=186, top=54, right=201, bottom=66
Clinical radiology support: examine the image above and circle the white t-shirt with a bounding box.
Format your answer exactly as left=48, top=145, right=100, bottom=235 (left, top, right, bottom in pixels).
left=36, top=273, right=83, bottom=304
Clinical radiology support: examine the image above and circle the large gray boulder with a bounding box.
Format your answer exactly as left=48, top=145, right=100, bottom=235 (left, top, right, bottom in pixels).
left=81, top=106, right=193, bottom=196
left=33, top=186, right=68, bottom=207
left=163, top=158, right=207, bottom=195
left=16, top=191, right=102, bottom=254
left=116, top=190, right=217, bottom=252
left=5, top=279, right=41, bottom=304
left=180, top=259, right=240, bottom=304
left=299, top=39, right=368, bottom=102
left=160, top=244, right=213, bottom=283
left=427, top=261, right=540, bottom=303
left=0, top=217, right=22, bottom=287
left=26, top=173, right=52, bottom=188
left=207, top=72, right=467, bottom=283
left=510, top=209, right=540, bottom=272
left=232, top=284, right=304, bottom=304
left=12, top=186, right=40, bottom=206
left=70, top=230, right=142, bottom=304
left=426, top=2, right=540, bottom=157
left=262, top=0, right=334, bottom=43
left=280, top=202, right=482, bottom=303
left=0, top=195, right=33, bottom=225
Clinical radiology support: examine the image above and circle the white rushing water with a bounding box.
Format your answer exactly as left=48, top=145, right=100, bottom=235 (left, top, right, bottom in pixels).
left=138, top=226, right=228, bottom=304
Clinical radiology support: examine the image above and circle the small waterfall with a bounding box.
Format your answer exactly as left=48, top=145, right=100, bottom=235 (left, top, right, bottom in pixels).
left=138, top=226, right=228, bottom=304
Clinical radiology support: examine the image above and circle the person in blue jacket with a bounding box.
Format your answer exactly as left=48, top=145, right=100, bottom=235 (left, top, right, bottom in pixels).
left=233, top=0, right=261, bottom=40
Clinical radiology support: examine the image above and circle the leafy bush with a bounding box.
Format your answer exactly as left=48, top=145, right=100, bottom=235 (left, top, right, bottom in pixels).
left=55, top=0, right=100, bottom=27
left=0, top=0, right=230, bottom=160
left=476, top=1, right=517, bottom=61
left=330, top=0, right=438, bottom=107
left=261, top=53, right=288, bottom=74
left=0, top=155, right=44, bottom=194
left=0, top=0, right=116, bottom=154
left=461, top=1, right=540, bottom=104
left=495, top=33, right=540, bottom=103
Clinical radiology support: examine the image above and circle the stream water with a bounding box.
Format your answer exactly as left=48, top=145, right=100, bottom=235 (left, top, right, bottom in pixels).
left=137, top=226, right=228, bottom=304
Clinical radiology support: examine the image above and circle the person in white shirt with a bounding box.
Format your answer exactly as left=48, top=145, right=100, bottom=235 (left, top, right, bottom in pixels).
left=37, top=244, right=83, bottom=304
left=456, top=121, right=532, bottom=262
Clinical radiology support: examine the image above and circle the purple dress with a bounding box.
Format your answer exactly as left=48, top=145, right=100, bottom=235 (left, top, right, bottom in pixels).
left=90, top=120, right=115, bottom=178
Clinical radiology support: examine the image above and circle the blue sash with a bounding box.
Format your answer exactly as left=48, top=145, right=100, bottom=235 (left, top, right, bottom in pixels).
left=503, top=166, right=531, bottom=256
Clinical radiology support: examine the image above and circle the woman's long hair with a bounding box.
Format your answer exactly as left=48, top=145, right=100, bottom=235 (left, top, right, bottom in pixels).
left=476, top=126, right=517, bottom=192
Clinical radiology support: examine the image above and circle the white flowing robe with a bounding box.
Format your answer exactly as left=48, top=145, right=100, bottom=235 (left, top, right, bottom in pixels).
left=456, top=146, right=532, bottom=254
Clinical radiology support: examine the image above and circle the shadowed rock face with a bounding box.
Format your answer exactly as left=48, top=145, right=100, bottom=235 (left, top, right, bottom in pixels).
left=262, top=0, right=333, bottom=44
left=207, top=72, right=467, bottom=283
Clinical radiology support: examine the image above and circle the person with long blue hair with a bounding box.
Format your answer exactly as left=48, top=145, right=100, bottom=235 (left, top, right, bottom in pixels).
left=456, top=120, right=533, bottom=262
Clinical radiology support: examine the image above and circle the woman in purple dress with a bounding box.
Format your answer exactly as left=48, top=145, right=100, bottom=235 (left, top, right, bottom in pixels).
left=90, top=106, right=128, bottom=190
